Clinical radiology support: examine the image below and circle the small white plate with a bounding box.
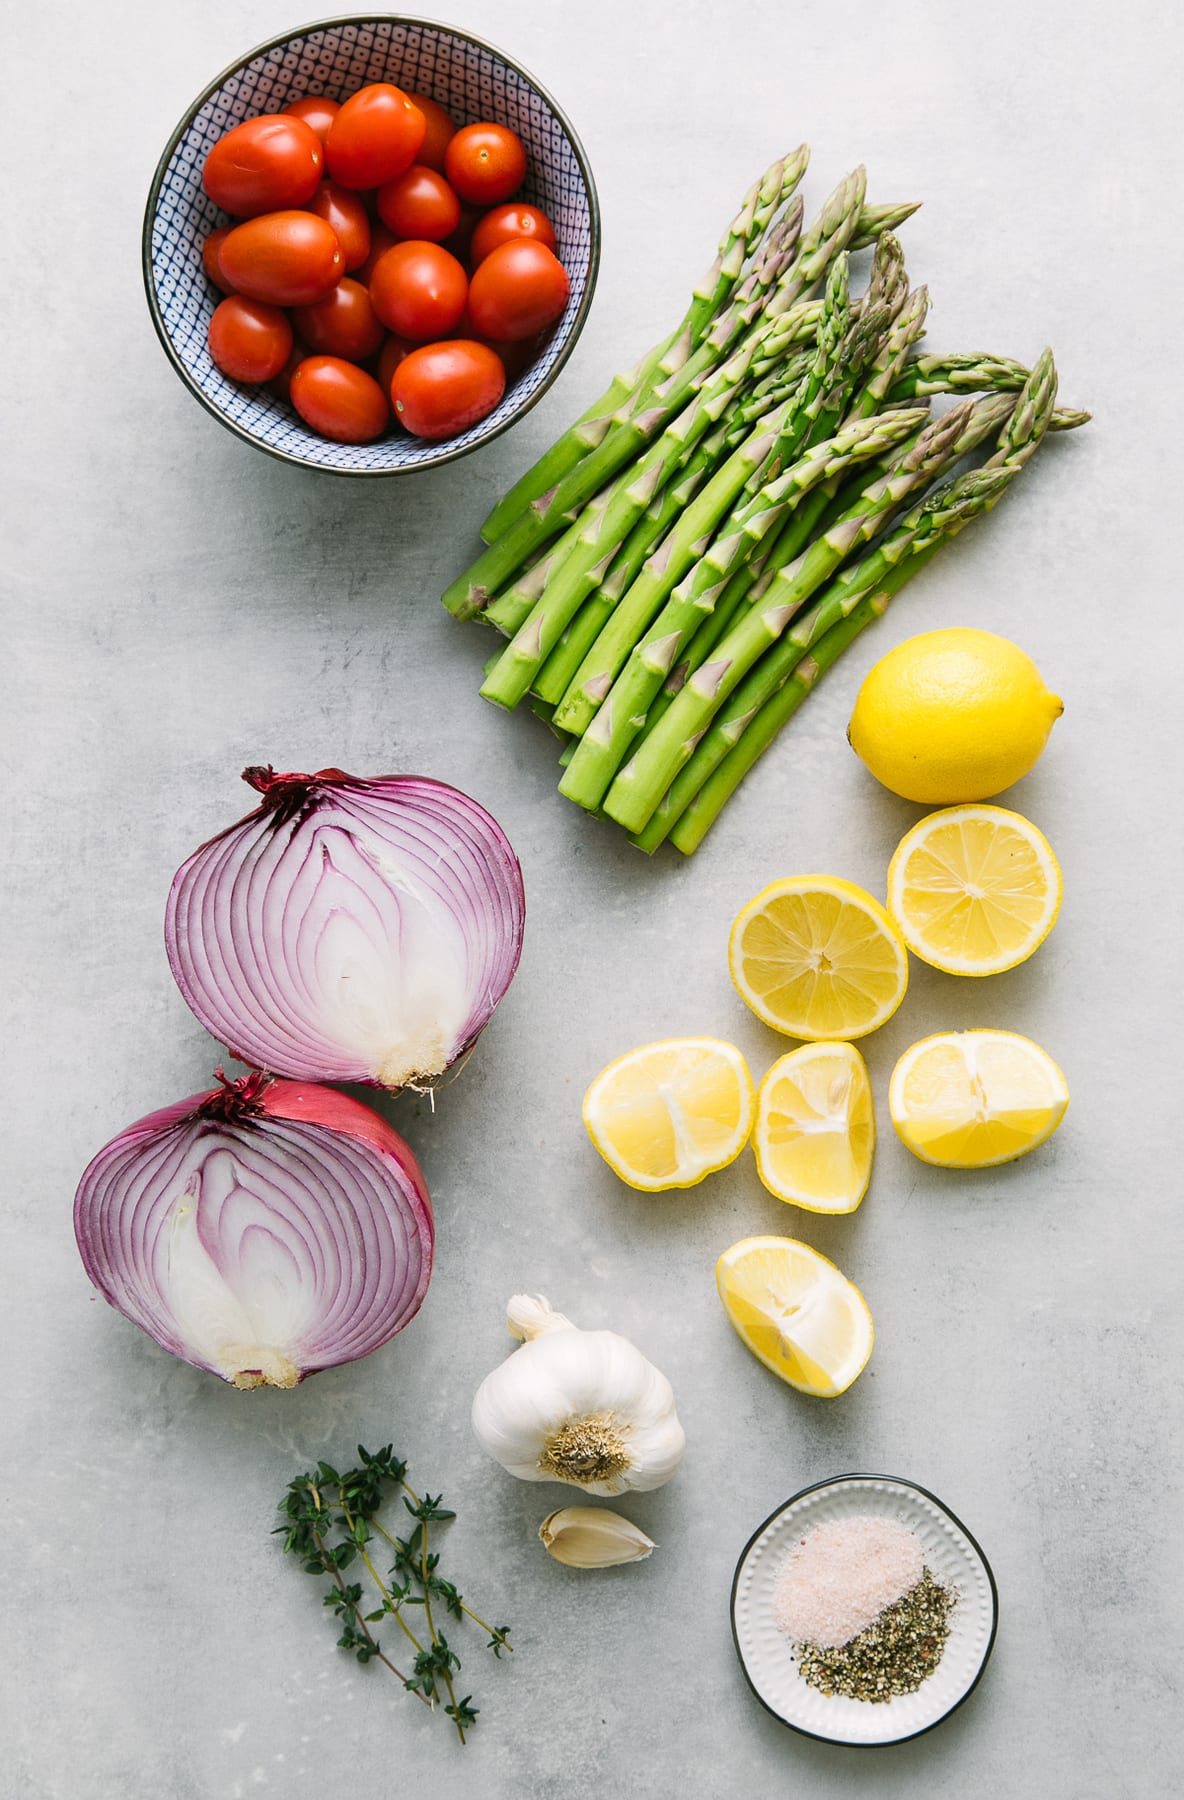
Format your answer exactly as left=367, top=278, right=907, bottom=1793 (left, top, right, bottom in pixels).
left=730, top=1474, right=998, bottom=1746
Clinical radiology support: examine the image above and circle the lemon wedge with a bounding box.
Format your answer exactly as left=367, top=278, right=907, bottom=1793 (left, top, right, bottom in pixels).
left=583, top=1037, right=754, bottom=1191
left=753, top=1042, right=875, bottom=1212
left=889, top=1029, right=1069, bottom=1168
left=716, top=1236, right=873, bottom=1397
left=887, top=805, right=1062, bottom=976
left=729, top=876, right=908, bottom=1040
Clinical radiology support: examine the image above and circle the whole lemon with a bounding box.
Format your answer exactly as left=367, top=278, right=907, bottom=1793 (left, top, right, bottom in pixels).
left=848, top=629, right=1063, bottom=803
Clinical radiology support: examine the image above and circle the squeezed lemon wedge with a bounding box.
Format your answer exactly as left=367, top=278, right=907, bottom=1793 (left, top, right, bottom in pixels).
left=729, top=875, right=908, bottom=1040
left=753, top=1042, right=875, bottom=1212
left=716, top=1236, right=873, bottom=1397
left=583, top=1037, right=754, bottom=1190
left=889, top=1029, right=1069, bottom=1167
left=887, top=805, right=1062, bottom=976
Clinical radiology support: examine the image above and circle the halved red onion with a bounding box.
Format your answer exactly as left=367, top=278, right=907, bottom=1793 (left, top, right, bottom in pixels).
left=165, top=767, right=525, bottom=1088
left=74, top=1070, right=434, bottom=1389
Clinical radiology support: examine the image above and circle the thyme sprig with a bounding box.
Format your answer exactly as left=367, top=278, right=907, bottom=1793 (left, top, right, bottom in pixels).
left=276, top=1443, right=512, bottom=1743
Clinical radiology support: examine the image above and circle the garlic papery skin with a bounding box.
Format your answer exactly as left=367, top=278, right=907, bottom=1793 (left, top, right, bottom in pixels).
left=539, top=1507, right=656, bottom=1568
left=471, top=1294, right=686, bottom=1496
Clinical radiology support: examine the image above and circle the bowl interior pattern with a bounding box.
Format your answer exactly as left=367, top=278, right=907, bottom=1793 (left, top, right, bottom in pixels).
left=146, top=16, right=598, bottom=473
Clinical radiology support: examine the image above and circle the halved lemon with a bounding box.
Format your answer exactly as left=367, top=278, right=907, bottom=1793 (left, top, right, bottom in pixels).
left=887, top=805, right=1062, bottom=976
left=716, top=1236, right=873, bottom=1397
left=753, top=1042, right=875, bottom=1212
left=729, top=876, right=909, bottom=1040
left=889, top=1029, right=1069, bottom=1168
left=583, top=1037, right=754, bottom=1191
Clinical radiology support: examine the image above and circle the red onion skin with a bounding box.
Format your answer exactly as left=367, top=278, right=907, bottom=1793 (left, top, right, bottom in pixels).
left=74, top=1073, right=433, bottom=1388
left=164, top=767, right=525, bottom=1090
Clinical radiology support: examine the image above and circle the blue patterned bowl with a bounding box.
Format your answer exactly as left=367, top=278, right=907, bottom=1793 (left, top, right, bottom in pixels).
left=143, top=14, right=600, bottom=475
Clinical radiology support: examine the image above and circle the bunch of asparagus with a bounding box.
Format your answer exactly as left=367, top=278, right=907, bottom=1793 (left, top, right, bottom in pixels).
left=441, top=149, right=1088, bottom=854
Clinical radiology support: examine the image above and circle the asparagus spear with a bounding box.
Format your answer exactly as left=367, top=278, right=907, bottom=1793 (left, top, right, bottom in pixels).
left=557, top=407, right=923, bottom=810
left=602, top=397, right=996, bottom=832
left=533, top=418, right=736, bottom=703
left=477, top=325, right=780, bottom=709
left=532, top=343, right=817, bottom=706
left=477, top=150, right=811, bottom=547
left=442, top=174, right=874, bottom=620
left=847, top=199, right=922, bottom=250
left=550, top=254, right=856, bottom=731
left=888, top=351, right=1091, bottom=429
left=651, top=352, right=1059, bottom=852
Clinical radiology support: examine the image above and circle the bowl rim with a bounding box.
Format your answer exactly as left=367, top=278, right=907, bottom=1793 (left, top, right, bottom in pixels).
left=729, top=1472, right=1000, bottom=1749
left=141, top=11, right=602, bottom=477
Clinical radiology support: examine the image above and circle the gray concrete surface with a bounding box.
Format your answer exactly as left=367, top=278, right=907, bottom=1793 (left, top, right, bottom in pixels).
left=3, top=2, right=1180, bottom=1795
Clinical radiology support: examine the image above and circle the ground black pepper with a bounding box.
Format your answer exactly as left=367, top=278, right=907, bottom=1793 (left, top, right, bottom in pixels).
left=795, top=1568, right=956, bottom=1702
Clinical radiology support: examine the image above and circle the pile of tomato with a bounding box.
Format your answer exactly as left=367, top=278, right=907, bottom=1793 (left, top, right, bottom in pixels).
left=199, top=84, right=569, bottom=445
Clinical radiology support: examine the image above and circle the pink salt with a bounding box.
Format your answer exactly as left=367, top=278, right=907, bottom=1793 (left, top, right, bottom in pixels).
left=774, top=1516, right=924, bottom=1649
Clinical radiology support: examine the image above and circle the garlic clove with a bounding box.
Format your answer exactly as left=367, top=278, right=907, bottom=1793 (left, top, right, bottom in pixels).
left=539, top=1506, right=656, bottom=1568
left=506, top=1293, right=577, bottom=1340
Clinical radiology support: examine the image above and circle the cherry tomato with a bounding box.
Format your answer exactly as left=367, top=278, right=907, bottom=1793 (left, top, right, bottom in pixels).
left=375, top=165, right=461, bottom=241
left=470, top=203, right=557, bottom=265
left=219, top=212, right=343, bottom=307
left=325, top=83, right=426, bottom=189
left=208, top=296, right=294, bottom=383
left=369, top=241, right=468, bottom=341
left=376, top=334, right=415, bottom=397
left=403, top=92, right=456, bottom=171
left=202, top=226, right=236, bottom=292
left=354, top=221, right=398, bottom=286
left=443, top=201, right=483, bottom=265
left=266, top=343, right=305, bottom=401
left=290, top=356, right=390, bottom=442
left=292, top=278, right=384, bottom=361
left=444, top=122, right=527, bottom=205
left=305, top=181, right=371, bottom=270
left=391, top=340, right=505, bottom=438
left=283, top=94, right=340, bottom=144
left=467, top=240, right=570, bottom=342
left=202, top=115, right=324, bottom=218
left=497, top=331, right=547, bottom=385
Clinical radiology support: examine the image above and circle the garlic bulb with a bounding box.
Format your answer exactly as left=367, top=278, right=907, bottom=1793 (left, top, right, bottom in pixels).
left=470, top=1294, right=686, bottom=1496
left=539, top=1507, right=656, bottom=1568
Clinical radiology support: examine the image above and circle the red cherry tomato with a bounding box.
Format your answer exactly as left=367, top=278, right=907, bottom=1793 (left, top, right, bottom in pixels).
left=354, top=221, right=398, bottom=286
left=292, top=278, right=385, bottom=362
left=208, top=296, right=294, bottom=383
left=368, top=242, right=468, bottom=341
left=443, top=201, right=484, bottom=265
left=470, top=203, right=557, bottom=265
left=403, top=92, right=456, bottom=171
left=376, top=334, right=415, bottom=397
left=391, top=340, right=505, bottom=438
left=467, top=240, right=570, bottom=342
left=497, top=332, right=547, bottom=385
left=202, top=115, right=324, bottom=218
left=266, top=343, right=305, bottom=401
left=283, top=94, right=340, bottom=144
left=305, top=181, right=371, bottom=270
left=290, top=356, right=390, bottom=442
left=444, top=122, right=527, bottom=205
left=325, top=84, right=426, bottom=189
left=375, top=165, right=461, bottom=242
left=219, top=212, right=343, bottom=307
left=202, top=226, right=236, bottom=292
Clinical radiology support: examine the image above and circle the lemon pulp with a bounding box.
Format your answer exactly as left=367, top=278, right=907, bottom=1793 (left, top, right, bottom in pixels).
left=729, top=875, right=908, bottom=1040
left=754, top=1042, right=875, bottom=1211
left=716, top=1235, right=873, bottom=1397
left=889, top=1029, right=1069, bottom=1167
left=887, top=804, right=1062, bottom=976
left=583, top=1037, right=754, bottom=1190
